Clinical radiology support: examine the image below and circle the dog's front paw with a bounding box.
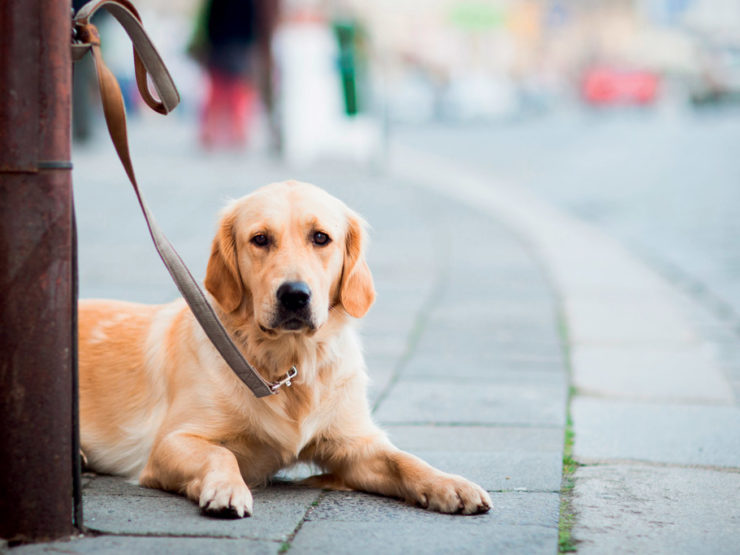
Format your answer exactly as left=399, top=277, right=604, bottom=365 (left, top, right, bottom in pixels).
left=408, top=473, right=492, bottom=515
left=199, top=472, right=253, bottom=518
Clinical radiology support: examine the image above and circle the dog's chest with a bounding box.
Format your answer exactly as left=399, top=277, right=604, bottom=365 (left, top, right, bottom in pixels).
left=294, top=401, right=330, bottom=455
left=266, top=387, right=336, bottom=459
left=228, top=396, right=329, bottom=483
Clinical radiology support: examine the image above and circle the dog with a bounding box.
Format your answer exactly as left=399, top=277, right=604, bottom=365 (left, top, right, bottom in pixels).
left=78, top=180, right=492, bottom=517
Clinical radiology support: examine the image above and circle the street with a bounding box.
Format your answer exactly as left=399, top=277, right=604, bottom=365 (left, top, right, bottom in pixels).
left=395, top=106, right=740, bottom=325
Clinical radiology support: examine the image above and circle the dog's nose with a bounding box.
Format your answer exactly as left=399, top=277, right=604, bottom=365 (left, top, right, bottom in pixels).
left=277, top=281, right=311, bottom=312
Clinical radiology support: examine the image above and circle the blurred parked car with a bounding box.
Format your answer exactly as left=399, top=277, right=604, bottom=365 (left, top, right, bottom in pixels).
left=581, top=66, right=660, bottom=106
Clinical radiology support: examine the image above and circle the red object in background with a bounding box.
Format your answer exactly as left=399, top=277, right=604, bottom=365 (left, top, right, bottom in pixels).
left=582, top=66, right=659, bottom=105
left=200, top=69, right=257, bottom=149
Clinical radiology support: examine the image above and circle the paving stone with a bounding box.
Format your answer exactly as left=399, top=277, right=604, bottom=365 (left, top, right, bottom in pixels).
left=423, top=320, right=560, bottom=345
left=385, top=425, right=561, bottom=452
left=546, top=247, right=669, bottom=295
left=572, top=464, right=740, bottom=555
left=444, top=265, right=552, bottom=292
left=291, top=491, right=559, bottom=554
left=572, top=398, right=740, bottom=467
left=405, top=350, right=563, bottom=367
left=12, top=536, right=278, bottom=555
left=415, top=329, right=563, bottom=360
left=426, top=299, right=560, bottom=326
left=371, top=280, right=433, bottom=304
left=83, top=478, right=318, bottom=541
left=385, top=425, right=563, bottom=492
left=83, top=475, right=170, bottom=497
left=365, top=354, right=397, bottom=405
left=439, top=284, right=556, bottom=307
left=308, top=490, right=559, bottom=527
left=680, top=298, right=740, bottom=404
left=375, top=381, right=566, bottom=427
left=291, top=520, right=555, bottom=554
left=572, top=344, right=733, bottom=403
left=361, top=332, right=409, bottom=360
left=362, top=310, right=419, bottom=338
left=369, top=256, right=434, bottom=279
left=564, top=295, right=698, bottom=345
left=403, top=355, right=566, bottom=385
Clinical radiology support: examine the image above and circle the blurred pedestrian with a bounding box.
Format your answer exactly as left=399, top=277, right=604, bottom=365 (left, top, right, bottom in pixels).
left=189, top=0, right=261, bottom=149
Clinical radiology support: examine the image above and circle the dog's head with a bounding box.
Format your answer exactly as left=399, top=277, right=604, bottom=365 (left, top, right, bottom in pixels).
left=205, top=181, right=375, bottom=335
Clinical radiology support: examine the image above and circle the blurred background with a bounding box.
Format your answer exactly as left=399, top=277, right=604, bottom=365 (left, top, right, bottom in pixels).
left=75, top=0, right=740, bottom=143
left=72, top=0, right=740, bottom=319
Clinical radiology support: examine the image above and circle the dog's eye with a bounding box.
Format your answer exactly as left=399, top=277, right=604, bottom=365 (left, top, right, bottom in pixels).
left=251, top=234, right=269, bottom=247
left=312, top=231, right=331, bottom=246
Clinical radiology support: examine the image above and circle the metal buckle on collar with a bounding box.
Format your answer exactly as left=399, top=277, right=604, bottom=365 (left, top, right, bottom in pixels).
left=270, top=366, right=298, bottom=393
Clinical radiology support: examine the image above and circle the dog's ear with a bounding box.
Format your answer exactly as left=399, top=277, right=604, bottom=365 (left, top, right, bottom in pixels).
left=340, top=211, right=375, bottom=318
left=205, top=211, right=243, bottom=313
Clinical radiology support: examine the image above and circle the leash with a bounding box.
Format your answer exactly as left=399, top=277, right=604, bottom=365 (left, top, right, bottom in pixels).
left=71, top=0, right=296, bottom=398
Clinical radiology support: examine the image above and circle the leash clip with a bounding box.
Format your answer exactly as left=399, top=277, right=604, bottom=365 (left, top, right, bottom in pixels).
left=270, top=367, right=298, bottom=393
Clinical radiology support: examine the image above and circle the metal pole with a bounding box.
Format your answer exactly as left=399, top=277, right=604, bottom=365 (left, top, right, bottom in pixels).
left=0, top=0, right=79, bottom=543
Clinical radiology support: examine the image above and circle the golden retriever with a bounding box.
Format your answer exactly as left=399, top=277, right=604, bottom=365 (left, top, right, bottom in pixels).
left=79, top=180, right=491, bottom=517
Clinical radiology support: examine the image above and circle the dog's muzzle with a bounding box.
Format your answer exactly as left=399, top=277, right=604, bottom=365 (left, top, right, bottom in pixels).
left=271, top=281, right=314, bottom=330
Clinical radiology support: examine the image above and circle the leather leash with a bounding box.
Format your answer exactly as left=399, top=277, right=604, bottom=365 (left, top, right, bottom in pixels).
left=71, top=0, right=296, bottom=398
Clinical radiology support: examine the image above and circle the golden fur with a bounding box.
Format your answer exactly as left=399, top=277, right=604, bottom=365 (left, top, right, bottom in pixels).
left=79, top=180, right=492, bottom=517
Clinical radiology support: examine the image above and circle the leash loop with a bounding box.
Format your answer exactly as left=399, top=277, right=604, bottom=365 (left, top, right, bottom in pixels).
left=72, top=0, right=179, bottom=114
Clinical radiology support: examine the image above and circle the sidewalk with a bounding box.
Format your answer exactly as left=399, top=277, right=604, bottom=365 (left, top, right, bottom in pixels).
left=10, top=119, right=568, bottom=553
left=390, top=143, right=740, bottom=555
left=12, top=114, right=739, bottom=554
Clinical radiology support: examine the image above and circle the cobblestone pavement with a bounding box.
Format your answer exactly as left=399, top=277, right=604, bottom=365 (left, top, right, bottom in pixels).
left=10, top=117, right=567, bottom=553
